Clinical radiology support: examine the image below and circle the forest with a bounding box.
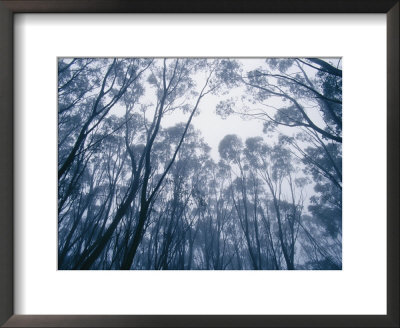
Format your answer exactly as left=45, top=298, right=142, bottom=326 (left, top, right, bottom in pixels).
left=58, top=57, right=342, bottom=270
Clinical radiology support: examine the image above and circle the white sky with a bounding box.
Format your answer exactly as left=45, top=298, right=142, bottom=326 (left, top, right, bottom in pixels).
left=162, top=92, right=265, bottom=161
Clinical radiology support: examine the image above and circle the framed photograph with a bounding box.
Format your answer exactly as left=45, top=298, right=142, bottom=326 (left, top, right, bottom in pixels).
left=0, top=1, right=398, bottom=327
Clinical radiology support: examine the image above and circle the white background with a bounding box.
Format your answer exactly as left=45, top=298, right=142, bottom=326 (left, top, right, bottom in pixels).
left=14, top=14, right=387, bottom=315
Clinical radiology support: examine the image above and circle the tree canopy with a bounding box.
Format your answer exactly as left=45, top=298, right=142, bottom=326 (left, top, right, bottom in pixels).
left=58, top=57, right=342, bottom=270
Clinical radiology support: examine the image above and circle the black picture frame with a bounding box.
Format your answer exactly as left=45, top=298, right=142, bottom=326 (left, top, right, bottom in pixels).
left=0, top=1, right=398, bottom=327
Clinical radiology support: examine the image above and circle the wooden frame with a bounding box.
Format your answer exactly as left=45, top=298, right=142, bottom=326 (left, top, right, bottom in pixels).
left=0, top=1, right=398, bottom=327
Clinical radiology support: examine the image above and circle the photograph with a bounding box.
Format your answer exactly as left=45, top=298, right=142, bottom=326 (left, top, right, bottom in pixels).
left=58, top=57, right=342, bottom=270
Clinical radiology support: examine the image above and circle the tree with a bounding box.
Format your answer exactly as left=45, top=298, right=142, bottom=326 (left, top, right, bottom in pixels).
left=59, top=58, right=218, bottom=270
left=215, top=58, right=342, bottom=267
